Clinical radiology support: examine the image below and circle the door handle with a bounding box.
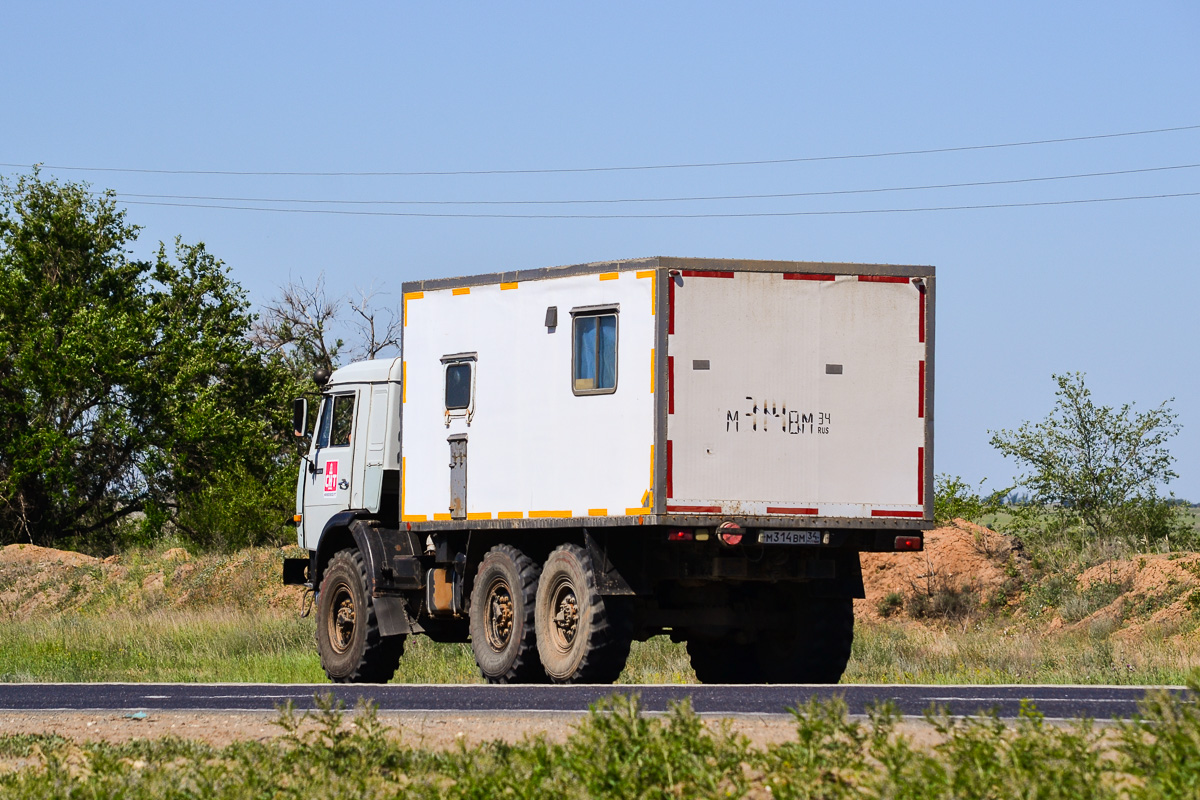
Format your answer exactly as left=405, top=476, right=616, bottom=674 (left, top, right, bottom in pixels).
left=338, top=478, right=349, bottom=490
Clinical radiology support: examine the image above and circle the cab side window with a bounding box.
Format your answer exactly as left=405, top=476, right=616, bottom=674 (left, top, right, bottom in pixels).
left=316, top=394, right=356, bottom=448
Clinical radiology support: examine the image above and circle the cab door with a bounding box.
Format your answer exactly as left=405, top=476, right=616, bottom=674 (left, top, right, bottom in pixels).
left=304, top=390, right=358, bottom=537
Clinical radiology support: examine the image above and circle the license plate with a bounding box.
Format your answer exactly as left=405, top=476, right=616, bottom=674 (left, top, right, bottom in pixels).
left=758, top=530, right=823, bottom=545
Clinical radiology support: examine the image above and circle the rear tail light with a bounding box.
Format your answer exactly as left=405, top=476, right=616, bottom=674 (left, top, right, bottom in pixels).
left=667, top=530, right=694, bottom=542
left=894, top=535, right=922, bottom=551
left=718, top=521, right=743, bottom=547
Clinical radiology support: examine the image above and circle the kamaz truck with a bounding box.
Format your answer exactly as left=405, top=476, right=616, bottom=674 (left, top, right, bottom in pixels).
left=284, top=257, right=934, bottom=684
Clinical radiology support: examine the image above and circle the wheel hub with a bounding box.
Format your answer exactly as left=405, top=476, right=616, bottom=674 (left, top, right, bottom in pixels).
left=329, top=586, right=356, bottom=654
left=552, top=587, right=579, bottom=645
left=485, top=581, right=515, bottom=651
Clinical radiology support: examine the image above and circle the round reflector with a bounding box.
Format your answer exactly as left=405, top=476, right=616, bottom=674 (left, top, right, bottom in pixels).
left=718, top=521, right=742, bottom=546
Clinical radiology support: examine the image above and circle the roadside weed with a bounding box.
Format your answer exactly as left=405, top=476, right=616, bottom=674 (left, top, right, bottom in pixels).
left=5, top=689, right=1200, bottom=798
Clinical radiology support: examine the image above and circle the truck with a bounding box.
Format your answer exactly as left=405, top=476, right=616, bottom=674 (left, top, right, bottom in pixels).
left=284, top=256, right=934, bottom=684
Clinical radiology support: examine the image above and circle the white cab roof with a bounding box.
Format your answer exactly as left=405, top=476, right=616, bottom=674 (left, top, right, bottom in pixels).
left=327, top=357, right=403, bottom=386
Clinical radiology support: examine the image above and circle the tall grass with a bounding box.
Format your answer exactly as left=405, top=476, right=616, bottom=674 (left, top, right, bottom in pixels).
left=850, top=620, right=1200, bottom=685
left=0, top=611, right=697, bottom=684
left=0, top=611, right=323, bottom=683
left=6, top=611, right=1198, bottom=685
left=4, top=688, right=1200, bottom=798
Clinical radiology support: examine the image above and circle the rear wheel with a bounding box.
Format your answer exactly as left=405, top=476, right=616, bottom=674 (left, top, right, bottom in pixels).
left=535, top=544, right=632, bottom=683
left=686, top=591, right=854, bottom=684
left=687, top=639, right=763, bottom=684
left=469, top=544, right=544, bottom=683
left=755, top=593, right=854, bottom=684
left=316, top=549, right=405, bottom=683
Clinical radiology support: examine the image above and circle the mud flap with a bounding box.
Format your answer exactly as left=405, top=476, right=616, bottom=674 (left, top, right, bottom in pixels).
left=374, top=595, right=411, bottom=637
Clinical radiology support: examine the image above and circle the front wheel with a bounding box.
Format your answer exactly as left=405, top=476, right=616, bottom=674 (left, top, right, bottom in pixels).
left=316, top=549, right=405, bottom=683
left=535, top=544, right=632, bottom=683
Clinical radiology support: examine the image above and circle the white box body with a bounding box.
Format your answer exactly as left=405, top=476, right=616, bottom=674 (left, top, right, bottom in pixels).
left=399, top=258, right=933, bottom=529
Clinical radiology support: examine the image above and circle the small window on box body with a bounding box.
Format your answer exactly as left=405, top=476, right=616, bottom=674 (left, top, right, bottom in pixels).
left=441, top=352, right=477, bottom=423
left=572, top=309, right=618, bottom=395
left=445, top=363, right=472, bottom=409
left=316, top=393, right=356, bottom=448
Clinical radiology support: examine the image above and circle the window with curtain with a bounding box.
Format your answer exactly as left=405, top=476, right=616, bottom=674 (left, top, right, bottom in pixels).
left=573, top=312, right=618, bottom=394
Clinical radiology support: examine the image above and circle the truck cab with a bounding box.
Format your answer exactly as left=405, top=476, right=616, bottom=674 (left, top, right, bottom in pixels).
left=295, top=358, right=403, bottom=550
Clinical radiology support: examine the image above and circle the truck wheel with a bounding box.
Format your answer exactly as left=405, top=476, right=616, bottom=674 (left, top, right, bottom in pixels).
left=756, top=595, right=854, bottom=684
left=469, top=545, right=544, bottom=684
left=316, top=548, right=405, bottom=683
left=535, top=544, right=632, bottom=684
left=687, top=639, right=763, bottom=684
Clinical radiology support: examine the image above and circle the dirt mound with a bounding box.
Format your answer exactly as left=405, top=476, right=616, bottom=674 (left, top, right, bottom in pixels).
left=0, top=545, right=305, bottom=621
left=856, top=520, right=1023, bottom=622
left=1067, top=553, right=1200, bottom=639
left=0, top=544, right=99, bottom=567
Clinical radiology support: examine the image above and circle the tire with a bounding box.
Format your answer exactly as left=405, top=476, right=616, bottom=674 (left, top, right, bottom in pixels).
left=469, top=545, right=544, bottom=684
left=535, top=544, right=632, bottom=684
left=755, top=595, right=854, bottom=684
left=316, top=549, right=405, bottom=683
left=687, top=639, right=763, bottom=684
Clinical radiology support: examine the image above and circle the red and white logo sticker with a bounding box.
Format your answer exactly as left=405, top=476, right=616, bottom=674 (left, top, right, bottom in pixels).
left=323, top=460, right=339, bottom=495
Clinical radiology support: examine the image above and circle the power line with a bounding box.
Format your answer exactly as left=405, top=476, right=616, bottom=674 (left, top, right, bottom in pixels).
left=120, top=191, right=1200, bottom=218
left=6, top=124, right=1199, bottom=178
left=110, top=163, right=1200, bottom=207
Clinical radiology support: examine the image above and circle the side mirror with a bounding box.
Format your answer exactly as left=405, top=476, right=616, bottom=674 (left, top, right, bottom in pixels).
left=292, top=398, right=309, bottom=438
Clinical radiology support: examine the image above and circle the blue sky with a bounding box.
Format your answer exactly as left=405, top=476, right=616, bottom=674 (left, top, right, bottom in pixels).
left=3, top=2, right=1198, bottom=499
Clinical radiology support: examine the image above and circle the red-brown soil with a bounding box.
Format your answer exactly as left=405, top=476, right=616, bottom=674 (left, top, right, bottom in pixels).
left=855, top=519, right=1025, bottom=622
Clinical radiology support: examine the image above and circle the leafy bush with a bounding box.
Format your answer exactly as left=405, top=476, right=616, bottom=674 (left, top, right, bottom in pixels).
left=990, top=372, right=1189, bottom=547
left=1117, top=682, right=1200, bottom=799
left=877, top=591, right=905, bottom=618
left=0, top=172, right=303, bottom=553
left=561, top=694, right=748, bottom=798
left=934, top=474, right=1009, bottom=525
left=8, top=686, right=1200, bottom=798
left=907, top=585, right=979, bottom=621
left=174, top=463, right=296, bottom=551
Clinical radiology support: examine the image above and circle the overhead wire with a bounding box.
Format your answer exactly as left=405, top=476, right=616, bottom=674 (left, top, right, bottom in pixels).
left=109, top=163, right=1200, bottom=207
left=4, top=123, right=1199, bottom=177
left=120, top=192, right=1200, bottom=218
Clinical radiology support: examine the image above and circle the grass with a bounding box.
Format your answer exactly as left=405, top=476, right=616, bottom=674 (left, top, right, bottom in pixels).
left=0, top=611, right=325, bottom=683
left=0, top=609, right=696, bottom=684
left=849, top=620, right=1200, bottom=685
left=5, top=610, right=1199, bottom=685
left=4, top=529, right=1200, bottom=685
left=4, top=688, right=1200, bottom=798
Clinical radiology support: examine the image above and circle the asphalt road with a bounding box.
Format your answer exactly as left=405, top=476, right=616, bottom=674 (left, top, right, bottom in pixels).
left=0, top=683, right=1185, bottom=720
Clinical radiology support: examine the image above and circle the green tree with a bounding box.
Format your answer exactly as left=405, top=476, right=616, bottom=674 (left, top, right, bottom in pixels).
left=933, top=474, right=1009, bottom=526
left=989, top=372, right=1184, bottom=544
left=0, top=172, right=298, bottom=550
